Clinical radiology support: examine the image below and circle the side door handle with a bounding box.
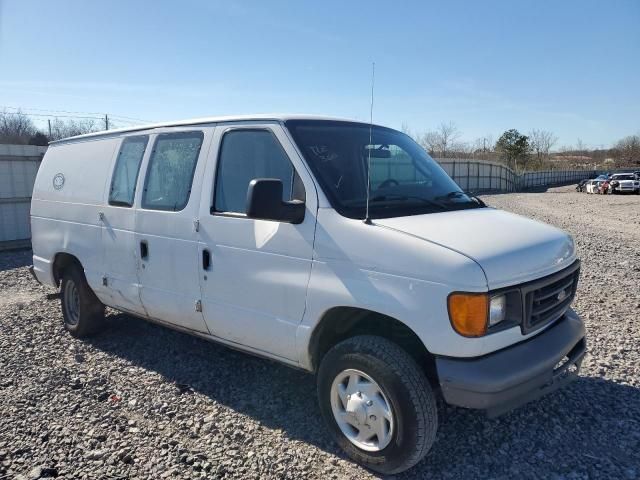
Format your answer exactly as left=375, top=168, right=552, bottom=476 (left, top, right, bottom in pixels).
left=202, top=249, right=211, bottom=270
left=140, top=240, right=149, bottom=260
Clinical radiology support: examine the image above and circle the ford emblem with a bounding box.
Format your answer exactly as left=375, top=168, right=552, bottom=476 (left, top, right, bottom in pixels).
left=53, top=173, right=65, bottom=190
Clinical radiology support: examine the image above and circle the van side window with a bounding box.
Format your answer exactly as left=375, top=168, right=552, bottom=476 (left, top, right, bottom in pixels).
left=109, top=136, right=149, bottom=207
left=214, top=129, right=305, bottom=214
left=142, top=131, right=204, bottom=211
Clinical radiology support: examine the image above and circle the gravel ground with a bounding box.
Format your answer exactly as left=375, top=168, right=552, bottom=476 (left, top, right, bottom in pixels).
left=1, top=186, right=639, bottom=480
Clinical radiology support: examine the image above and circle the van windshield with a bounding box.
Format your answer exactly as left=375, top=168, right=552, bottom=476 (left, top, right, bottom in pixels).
left=286, top=120, right=483, bottom=219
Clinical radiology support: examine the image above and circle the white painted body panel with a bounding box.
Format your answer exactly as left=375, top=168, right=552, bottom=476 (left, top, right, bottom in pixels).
left=133, top=127, right=213, bottom=333
left=294, top=208, right=572, bottom=366
left=31, top=114, right=579, bottom=372
left=376, top=209, right=576, bottom=290
left=31, top=138, right=118, bottom=298
left=99, top=137, right=146, bottom=316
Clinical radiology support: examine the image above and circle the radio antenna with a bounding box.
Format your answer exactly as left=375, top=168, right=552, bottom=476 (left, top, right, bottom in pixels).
left=364, top=61, right=375, bottom=225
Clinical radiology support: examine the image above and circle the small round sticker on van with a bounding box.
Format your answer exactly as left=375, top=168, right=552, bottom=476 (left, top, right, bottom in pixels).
left=53, top=173, right=65, bottom=190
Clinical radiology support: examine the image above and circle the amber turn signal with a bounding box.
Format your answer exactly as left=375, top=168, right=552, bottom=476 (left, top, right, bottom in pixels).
left=447, top=293, right=489, bottom=337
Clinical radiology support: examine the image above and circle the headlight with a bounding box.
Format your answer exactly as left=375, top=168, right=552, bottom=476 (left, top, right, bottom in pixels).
left=448, top=292, right=516, bottom=337
left=489, top=295, right=507, bottom=326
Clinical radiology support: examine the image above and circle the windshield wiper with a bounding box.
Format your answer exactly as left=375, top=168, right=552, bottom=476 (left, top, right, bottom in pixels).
left=370, top=194, right=448, bottom=211
left=437, top=190, right=486, bottom=207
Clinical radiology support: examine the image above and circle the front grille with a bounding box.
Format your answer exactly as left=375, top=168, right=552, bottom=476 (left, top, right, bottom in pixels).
left=521, top=261, right=580, bottom=334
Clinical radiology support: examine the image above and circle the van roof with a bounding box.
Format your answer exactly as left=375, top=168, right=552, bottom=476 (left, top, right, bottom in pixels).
left=49, top=114, right=377, bottom=145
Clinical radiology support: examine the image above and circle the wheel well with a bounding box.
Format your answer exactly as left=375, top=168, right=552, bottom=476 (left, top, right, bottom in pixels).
left=52, top=253, right=82, bottom=286
left=309, top=307, right=438, bottom=384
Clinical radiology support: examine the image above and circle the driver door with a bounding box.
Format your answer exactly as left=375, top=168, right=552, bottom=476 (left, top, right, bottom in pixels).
left=196, top=122, right=317, bottom=361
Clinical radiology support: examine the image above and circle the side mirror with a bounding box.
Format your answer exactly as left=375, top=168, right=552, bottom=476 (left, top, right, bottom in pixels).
left=246, top=178, right=305, bottom=224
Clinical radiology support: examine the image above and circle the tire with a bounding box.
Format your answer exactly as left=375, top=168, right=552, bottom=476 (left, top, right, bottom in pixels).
left=60, top=264, right=105, bottom=337
left=317, top=335, right=438, bottom=474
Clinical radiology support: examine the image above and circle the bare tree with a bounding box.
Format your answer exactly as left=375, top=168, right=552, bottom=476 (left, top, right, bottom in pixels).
left=0, top=110, right=37, bottom=144
left=450, top=140, right=473, bottom=158
left=529, top=129, right=558, bottom=164
left=473, top=135, right=495, bottom=160
left=400, top=122, right=416, bottom=141
left=419, top=121, right=461, bottom=158
left=614, top=134, right=640, bottom=166
left=0, top=110, right=104, bottom=144
left=49, top=117, right=100, bottom=141
left=557, top=144, right=573, bottom=155
left=419, top=130, right=439, bottom=156
left=436, top=121, right=460, bottom=158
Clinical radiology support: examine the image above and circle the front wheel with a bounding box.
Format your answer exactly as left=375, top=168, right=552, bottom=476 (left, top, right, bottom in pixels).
left=317, top=335, right=438, bottom=474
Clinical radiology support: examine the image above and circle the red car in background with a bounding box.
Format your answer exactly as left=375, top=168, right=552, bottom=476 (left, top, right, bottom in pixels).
left=598, top=179, right=610, bottom=194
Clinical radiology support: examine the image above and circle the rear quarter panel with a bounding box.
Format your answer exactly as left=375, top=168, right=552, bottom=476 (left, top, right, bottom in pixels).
left=31, top=138, right=118, bottom=290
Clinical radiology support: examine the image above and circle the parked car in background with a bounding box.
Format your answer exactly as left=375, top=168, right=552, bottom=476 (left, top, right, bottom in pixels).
left=608, top=173, right=640, bottom=194
left=576, top=178, right=591, bottom=192
left=585, top=179, right=600, bottom=194
left=29, top=115, right=586, bottom=474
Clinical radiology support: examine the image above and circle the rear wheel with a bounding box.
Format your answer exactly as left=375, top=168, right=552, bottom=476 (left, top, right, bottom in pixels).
left=60, top=265, right=105, bottom=337
left=317, top=335, right=438, bottom=474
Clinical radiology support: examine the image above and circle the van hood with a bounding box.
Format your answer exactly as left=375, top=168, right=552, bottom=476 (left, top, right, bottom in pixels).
left=376, top=208, right=576, bottom=289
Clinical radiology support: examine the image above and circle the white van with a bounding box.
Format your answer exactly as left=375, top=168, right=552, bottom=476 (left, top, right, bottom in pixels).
left=30, top=115, right=586, bottom=474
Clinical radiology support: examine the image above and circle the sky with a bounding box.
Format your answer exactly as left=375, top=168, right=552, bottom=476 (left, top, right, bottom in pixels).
left=0, top=0, right=638, bottom=149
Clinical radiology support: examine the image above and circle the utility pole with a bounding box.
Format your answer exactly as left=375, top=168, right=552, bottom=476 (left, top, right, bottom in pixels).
left=104, top=114, right=109, bottom=130
left=48, top=119, right=52, bottom=138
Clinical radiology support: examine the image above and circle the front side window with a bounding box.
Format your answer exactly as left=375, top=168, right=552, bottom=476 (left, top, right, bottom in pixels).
left=142, top=131, right=204, bottom=211
left=286, top=120, right=482, bottom=219
left=213, top=129, right=304, bottom=214
left=109, top=136, right=148, bottom=207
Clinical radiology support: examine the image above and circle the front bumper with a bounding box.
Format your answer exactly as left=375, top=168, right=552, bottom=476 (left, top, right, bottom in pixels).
left=436, top=308, right=586, bottom=417
left=613, top=185, right=638, bottom=192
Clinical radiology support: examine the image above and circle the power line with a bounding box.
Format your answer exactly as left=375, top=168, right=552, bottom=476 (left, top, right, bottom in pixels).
left=109, top=114, right=153, bottom=123
left=1, top=111, right=144, bottom=133
left=1, top=105, right=106, bottom=116
left=1, top=110, right=102, bottom=120
left=0, top=105, right=153, bottom=124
